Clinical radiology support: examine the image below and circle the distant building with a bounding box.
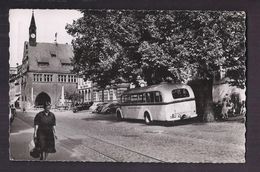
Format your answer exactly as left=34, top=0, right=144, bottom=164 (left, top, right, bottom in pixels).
left=91, top=83, right=130, bottom=103
left=77, top=77, right=130, bottom=103
left=9, top=65, right=21, bottom=107
left=9, top=67, right=17, bottom=76
left=77, top=76, right=147, bottom=103
left=77, top=78, right=92, bottom=102
left=20, top=11, right=77, bottom=109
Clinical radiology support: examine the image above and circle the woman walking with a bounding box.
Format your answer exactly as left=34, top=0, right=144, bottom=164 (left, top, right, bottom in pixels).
left=34, top=102, right=57, bottom=160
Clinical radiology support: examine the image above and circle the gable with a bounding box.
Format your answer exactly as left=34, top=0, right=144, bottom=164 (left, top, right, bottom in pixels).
left=25, top=42, right=74, bottom=73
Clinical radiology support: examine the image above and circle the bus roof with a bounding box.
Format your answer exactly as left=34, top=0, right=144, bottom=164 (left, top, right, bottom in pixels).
left=123, top=83, right=191, bottom=95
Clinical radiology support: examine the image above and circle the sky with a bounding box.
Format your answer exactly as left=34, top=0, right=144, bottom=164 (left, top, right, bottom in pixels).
left=9, top=9, right=83, bottom=67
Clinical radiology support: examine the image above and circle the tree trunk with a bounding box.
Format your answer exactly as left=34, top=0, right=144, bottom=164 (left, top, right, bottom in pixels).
left=202, top=79, right=215, bottom=122
left=188, top=79, right=215, bottom=122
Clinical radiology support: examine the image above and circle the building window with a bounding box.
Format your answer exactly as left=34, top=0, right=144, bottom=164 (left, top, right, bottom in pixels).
left=88, top=90, right=91, bottom=100
left=49, top=75, right=53, bottom=82
left=33, top=73, right=42, bottom=82
left=44, top=74, right=47, bottom=82
left=109, top=90, right=113, bottom=100
left=33, top=74, right=37, bottom=82
left=43, top=74, right=53, bottom=82
left=58, top=75, right=68, bottom=82
left=39, top=74, right=42, bottom=82
left=68, top=75, right=71, bottom=82
left=58, top=75, right=61, bottom=82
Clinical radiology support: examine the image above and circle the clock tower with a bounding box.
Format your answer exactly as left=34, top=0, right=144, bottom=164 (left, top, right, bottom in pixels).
left=29, top=11, right=36, bottom=46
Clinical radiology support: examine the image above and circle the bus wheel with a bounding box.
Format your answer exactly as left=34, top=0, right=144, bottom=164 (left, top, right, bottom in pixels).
left=144, top=113, right=152, bottom=125
left=117, top=111, right=122, bottom=121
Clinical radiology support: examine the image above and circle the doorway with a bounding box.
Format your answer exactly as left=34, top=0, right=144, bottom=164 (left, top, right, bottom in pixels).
left=35, top=92, right=51, bottom=107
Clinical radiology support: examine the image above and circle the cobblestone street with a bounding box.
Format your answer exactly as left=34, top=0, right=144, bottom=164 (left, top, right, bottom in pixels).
left=9, top=109, right=245, bottom=163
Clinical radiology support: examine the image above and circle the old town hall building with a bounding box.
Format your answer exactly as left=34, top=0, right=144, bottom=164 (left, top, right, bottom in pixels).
left=20, top=12, right=77, bottom=109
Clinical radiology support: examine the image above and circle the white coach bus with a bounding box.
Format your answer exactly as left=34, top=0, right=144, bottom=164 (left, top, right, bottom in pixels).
left=116, top=83, right=197, bottom=125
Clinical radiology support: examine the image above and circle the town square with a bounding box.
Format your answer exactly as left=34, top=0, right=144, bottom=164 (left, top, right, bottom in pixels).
left=9, top=9, right=246, bottom=163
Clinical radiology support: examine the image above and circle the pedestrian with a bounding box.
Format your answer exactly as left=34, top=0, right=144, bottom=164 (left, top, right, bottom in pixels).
left=33, top=102, right=57, bottom=160
left=221, top=94, right=231, bottom=119
left=240, top=101, right=246, bottom=116
left=222, top=100, right=229, bottom=119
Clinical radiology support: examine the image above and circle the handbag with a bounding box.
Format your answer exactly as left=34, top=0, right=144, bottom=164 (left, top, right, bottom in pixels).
left=29, top=137, right=40, bottom=158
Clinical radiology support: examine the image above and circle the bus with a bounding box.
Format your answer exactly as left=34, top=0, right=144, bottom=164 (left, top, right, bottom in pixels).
left=116, top=83, right=197, bottom=125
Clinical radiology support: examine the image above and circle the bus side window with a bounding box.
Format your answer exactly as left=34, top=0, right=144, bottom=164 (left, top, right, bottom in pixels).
left=150, top=92, right=155, bottom=103
left=131, top=94, right=138, bottom=103
left=143, top=93, right=147, bottom=102
left=121, top=95, right=124, bottom=103
left=155, top=91, right=162, bottom=102
left=126, top=95, right=131, bottom=103
left=138, top=94, right=143, bottom=103
left=146, top=92, right=151, bottom=102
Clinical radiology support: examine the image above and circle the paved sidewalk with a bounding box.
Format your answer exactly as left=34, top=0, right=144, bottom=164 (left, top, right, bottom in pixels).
left=9, top=115, right=82, bottom=161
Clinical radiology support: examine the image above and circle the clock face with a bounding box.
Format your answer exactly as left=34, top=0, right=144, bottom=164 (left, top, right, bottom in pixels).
left=31, top=33, right=35, bottom=38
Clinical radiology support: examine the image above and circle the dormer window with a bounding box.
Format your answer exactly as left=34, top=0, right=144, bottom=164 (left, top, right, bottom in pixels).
left=50, top=50, right=56, bottom=57
left=62, top=62, right=71, bottom=67
left=38, top=62, right=49, bottom=66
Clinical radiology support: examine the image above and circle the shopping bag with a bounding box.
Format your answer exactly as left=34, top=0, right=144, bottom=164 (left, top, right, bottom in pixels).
left=28, top=139, right=35, bottom=151
left=29, top=138, right=40, bottom=158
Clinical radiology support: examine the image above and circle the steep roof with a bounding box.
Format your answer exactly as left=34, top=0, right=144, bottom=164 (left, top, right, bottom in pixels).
left=25, top=42, right=74, bottom=73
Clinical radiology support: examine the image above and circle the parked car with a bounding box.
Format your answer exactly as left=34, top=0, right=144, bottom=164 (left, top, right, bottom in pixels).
left=89, top=102, right=100, bottom=111
left=92, top=103, right=108, bottom=113
left=73, top=102, right=93, bottom=113
left=100, top=103, right=119, bottom=114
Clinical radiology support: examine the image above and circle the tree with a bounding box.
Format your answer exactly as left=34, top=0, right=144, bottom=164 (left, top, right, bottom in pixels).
left=171, top=11, right=246, bottom=121
left=66, top=10, right=125, bottom=101
left=65, top=91, right=83, bottom=105
left=66, top=10, right=246, bottom=121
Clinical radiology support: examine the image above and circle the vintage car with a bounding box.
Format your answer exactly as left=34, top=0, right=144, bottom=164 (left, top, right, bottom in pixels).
left=92, top=103, right=108, bottom=113
left=73, top=102, right=93, bottom=113
left=100, top=103, right=119, bottom=114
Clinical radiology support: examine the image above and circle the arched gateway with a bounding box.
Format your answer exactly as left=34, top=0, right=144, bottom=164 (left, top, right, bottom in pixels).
left=35, top=92, right=51, bottom=107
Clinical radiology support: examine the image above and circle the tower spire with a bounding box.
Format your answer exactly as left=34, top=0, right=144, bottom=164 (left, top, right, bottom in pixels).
left=30, top=10, right=36, bottom=28
left=29, top=10, right=37, bottom=46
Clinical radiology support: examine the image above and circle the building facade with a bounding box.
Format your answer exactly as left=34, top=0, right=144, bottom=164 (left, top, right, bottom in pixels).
left=9, top=65, right=21, bottom=107
left=77, top=76, right=147, bottom=103
left=77, top=78, right=130, bottom=103
left=20, top=12, right=77, bottom=109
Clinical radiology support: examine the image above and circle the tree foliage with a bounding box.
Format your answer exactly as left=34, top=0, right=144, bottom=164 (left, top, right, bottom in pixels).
left=66, top=10, right=246, bottom=89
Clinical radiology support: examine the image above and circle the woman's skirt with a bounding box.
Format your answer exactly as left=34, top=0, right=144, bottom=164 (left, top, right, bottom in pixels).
left=36, top=128, right=56, bottom=153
